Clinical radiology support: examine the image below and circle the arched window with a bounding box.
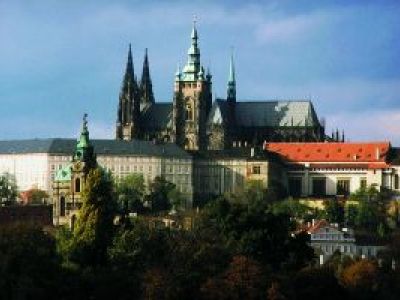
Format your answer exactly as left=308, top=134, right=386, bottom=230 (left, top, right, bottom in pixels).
left=60, top=196, right=66, bottom=217
left=185, top=101, right=194, bottom=121
left=75, top=178, right=81, bottom=193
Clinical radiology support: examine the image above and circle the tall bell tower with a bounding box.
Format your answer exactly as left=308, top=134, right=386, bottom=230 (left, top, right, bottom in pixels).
left=172, top=21, right=212, bottom=151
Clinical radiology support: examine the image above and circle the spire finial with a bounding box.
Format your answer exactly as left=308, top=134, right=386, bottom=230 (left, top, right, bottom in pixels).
left=191, top=15, right=198, bottom=40
left=229, top=47, right=235, bottom=83
left=82, top=113, right=89, bottom=134
left=227, top=48, right=236, bottom=103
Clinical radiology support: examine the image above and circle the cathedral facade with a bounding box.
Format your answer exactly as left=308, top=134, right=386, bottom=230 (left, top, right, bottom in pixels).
left=115, top=23, right=326, bottom=150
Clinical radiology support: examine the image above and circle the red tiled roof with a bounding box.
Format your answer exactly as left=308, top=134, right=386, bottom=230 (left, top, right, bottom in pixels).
left=265, top=142, right=390, bottom=168
left=307, top=219, right=330, bottom=234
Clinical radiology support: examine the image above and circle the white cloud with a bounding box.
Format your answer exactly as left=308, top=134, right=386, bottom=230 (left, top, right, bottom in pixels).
left=255, top=10, right=330, bottom=43
left=243, top=77, right=400, bottom=113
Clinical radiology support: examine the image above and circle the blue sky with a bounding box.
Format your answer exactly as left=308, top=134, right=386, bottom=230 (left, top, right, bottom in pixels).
left=1, top=0, right=399, bottom=144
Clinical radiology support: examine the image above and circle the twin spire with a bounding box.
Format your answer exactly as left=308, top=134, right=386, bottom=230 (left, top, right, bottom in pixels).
left=119, top=21, right=237, bottom=110
left=117, top=44, right=154, bottom=125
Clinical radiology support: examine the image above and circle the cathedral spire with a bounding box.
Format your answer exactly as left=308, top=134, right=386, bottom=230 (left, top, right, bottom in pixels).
left=227, top=50, right=236, bottom=103
left=116, top=44, right=141, bottom=140
left=140, top=48, right=155, bottom=106
left=125, top=44, right=134, bottom=80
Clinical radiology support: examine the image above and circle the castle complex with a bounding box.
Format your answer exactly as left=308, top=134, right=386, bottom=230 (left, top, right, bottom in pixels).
left=0, top=23, right=399, bottom=225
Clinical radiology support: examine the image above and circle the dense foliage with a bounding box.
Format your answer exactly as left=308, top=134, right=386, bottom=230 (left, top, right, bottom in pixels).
left=2, top=180, right=400, bottom=299
left=0, top=172, right=18, bottom=205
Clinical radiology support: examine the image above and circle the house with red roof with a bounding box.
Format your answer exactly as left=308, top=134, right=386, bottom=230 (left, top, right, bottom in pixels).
left=264, top=142, right=398, bottom=197
left=305, top=219, right=385, bottom=261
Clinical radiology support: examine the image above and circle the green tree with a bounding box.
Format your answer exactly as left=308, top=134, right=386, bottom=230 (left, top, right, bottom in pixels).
left=0, top=172, right=18, bottom=205
left=148, top=176, right=175, bottom=212
left=0, top=224, right=62, bottom=299
left=200, top=196, right=314, bottom=270
left=356, top=200, right=380, bottom=230
left=271, top=198, right=313, bottom=221
left=167, top=187, right=185, bottom=211
left=324, top=199, right=344, bottom=224
left=70, top=167, right=117, bottom=266
left=345, top=204, right=358, bottom=226
left=116, top=173, right=145, bottom=214
left=23, top=188, right=49, bottom=205
left=227, top=180, right=267, bottom=204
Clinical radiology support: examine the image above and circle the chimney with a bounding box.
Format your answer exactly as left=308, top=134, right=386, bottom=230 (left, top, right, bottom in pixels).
left=376, top=148, right=380, bottom=160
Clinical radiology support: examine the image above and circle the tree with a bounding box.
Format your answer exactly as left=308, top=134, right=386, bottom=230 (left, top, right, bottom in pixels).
left=0, top=224, right=62, bottom=299
left=271, top=198, right=313, bottom=221
left=345, top=204, right=358, bottom=227
left=148, top=176, right=175, bottom=212
left=341, top=260, right=381, bottom=299
left=116, top=173, right=145, bottom=214
left=292, top=266, right=346, bottom=300
left=355, top=200, right=381, bottom=230
left=0, top=173, right=18, bottom=205
left=223, top=255, right=265, bottom=300
left=324, top=198, right=344, bottom=224
left=200, top=196, right=314, bottom=270
left=167, top=187, right=185, bottom=211
left=21, top=188, right=49, bottom=205
left=227, top=180, right=267, bottom=204
left=267, top=282, right=286, bottom=300
left=70, top=167, right=117, bottom=266
left=201, top=255, right=265, bottom=300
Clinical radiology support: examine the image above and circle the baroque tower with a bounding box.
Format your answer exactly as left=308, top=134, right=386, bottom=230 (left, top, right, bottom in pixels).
left=172, top=22, right=212, bottom=150
left=116, top=44, right=141, bottom=140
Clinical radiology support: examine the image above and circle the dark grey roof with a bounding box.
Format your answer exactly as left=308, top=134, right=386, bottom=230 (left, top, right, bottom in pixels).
left=141, top=103, right=172, bottom=130
left=212, top=99, right=320, bottom=128
left=0, top=138, right=191, bottom=158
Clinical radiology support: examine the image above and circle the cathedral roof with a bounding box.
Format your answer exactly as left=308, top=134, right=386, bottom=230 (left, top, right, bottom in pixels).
left=140, top=103, right=173, bottom=130
left=234, top=100, right=319, bottom=127
left=0, top=138, right=190, bottom=158
left=208, top=99, right=321, bottom=128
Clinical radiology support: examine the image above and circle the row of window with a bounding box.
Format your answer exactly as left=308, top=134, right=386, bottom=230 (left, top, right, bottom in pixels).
left=288, top=177, right=366, bottom=197
left=316, top=243, right=376, bottom=256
